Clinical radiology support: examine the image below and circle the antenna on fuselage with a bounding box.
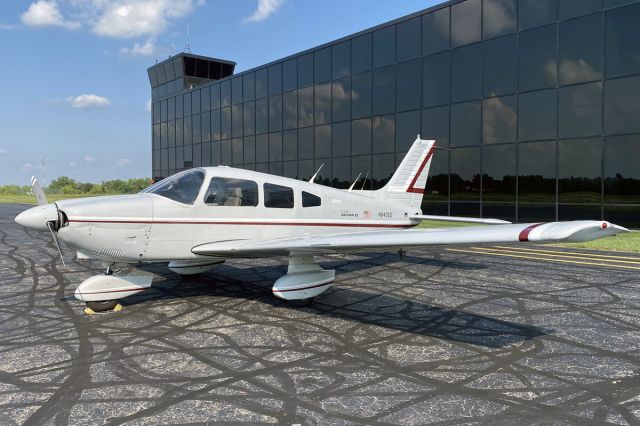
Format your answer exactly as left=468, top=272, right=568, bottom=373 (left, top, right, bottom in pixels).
left=360, top=171, right=369, bottom=190
left=309, top=163, right=324, bottom=183
left=348, top=173, right=362, bottom=192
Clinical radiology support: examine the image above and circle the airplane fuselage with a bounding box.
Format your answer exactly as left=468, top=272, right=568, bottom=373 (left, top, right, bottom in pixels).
left=55, top=167, right=422, bottom=264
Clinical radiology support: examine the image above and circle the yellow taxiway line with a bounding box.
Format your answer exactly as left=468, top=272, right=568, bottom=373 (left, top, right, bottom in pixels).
left=493, top=245, right=640, bottom=262
left=475, top=246, right=640, bottom=265
left=445, top=247, right=640, bottom=271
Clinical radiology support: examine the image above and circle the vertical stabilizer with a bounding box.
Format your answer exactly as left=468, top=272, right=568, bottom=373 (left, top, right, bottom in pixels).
left=378, top=136, right=436, bottom=208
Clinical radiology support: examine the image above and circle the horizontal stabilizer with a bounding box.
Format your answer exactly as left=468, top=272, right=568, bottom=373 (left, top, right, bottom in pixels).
left=410, top=215, right=511, bottom=225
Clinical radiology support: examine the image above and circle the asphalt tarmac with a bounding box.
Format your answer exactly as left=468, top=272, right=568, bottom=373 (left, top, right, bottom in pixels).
left=1, top=203, right=639, bottom=425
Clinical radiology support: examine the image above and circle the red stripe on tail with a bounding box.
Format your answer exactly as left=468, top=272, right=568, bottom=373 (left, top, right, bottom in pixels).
left=406, top=144, right=437, bottom=194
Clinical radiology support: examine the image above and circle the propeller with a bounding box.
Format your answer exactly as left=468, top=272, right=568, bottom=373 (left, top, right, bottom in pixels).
left=46, top=204, right=66, bottom=268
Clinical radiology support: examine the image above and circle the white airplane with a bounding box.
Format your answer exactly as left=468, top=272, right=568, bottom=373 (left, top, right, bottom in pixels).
left=15, top=137, right=629, bottom=312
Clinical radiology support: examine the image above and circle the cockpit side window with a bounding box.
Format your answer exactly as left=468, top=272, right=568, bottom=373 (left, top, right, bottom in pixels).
left=204, top=177, right=258, bottom=206
left=264, top=183, right=294, bottom=208
left=302, top=191, right=321, bottom=207
left=141, top=169, right=204, bottom=205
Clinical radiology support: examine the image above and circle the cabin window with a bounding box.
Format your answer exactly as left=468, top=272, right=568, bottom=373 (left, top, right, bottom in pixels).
left=264, top=183, right=294, bottom=208
left=302, top=191, right=321, bottom=207
left=203, top=177, right=258, bottom=206
left=142, top=169, right=204, bottom=205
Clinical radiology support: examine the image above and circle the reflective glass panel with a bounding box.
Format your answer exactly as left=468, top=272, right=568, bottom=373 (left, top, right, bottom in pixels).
left=604, top=134, right=640, bottom=204
left=483, top=95, right=517, bottom=144
left=269, top=132, right=282, bottom=161
left=284, top=161, right=297, bottom=179
left=183, top=117, right=192, bottom=145
left=451, top=147, right=480, bottom=200
left=518, top=141, right=557, bottom=203
left=483, top=35, right=517, bottom=97
left=145, top=169, right=204, bottom=205
left=559, top=138, right=602, bottom=203
left=332, top=122, right=351, bottom=157
left=256, top=134, right=269, bottom=162
left=352, top=119, right=372, bottom=155
left=201, top=112, right=210, bottom=142
left=298, top=54, right=314, bottom=87
left=283, top=129, right=297, bottom=161
left=314, top=47, right=331, bottom=83
left=559, top=82, right=602, bottom=138
left=451, top=0, right=481, bottom=47
left=332, top=41, right=351, bottom=79
left=269, top=63, right=282, bottom=95
left=422, top=106, right=450, bottom=147
left=283, top=59, right=297, bottom=92
left=397, top=17, right=420, bottom=61
left=176, top=96, right=184, bottom=118
left=160, top=100, right=167, bottom=122
left=283, top=91, right=297, bottom=130
left=298, top=86, right=314, bottom=127
left=396, top=110, right=421, bottom=152
left=243, top=73, right=254, bottom=102
left=559, top=0, right=602, bottom=20
left=423, top=7, right=450, bottom=56
left=604, top=75, right=640, bottom=135
left=210, top=84, right=220, bottom=110
left=232, top=77, right=242, bottom=105
left=220, top=80, right=231, bottom=107
left=373, top=65, right=395, bottom=115
left=298, top=127, right=314, bottom=159
left=373, top=26, right=395, bottom=68
left=519, top=0, right=558, bottom=30
left=232, top=138, right=243, bottom=165
left=183, top=92, right=191, bottom=116
left=168, top=120, right=176, bottom=147
left=244, top=136, right=256, bottom=163
left=352, top=33, right=372, bottom=74
left=559, top=14, right=603, bottom=85
left=168, top=97, right=175, bottom=120
left=269, top=95, right=282, bottom=132
left=425, top=148, right=448, bottom=201
left=423, top=52, right=450, bottom=107
left=332, top=157, right=351, bottom=188
left=518, top=89, right=558, bottom=141
left=255, top=98, right=268, bottom=134
left=302, top=191, right=322, bottom=207
left=372, top=115, right=395, bottom=154
left=606, top=3, right=640, bottom=78
left=243, top=101, right=255, bottom=136
left=314, top=125, right=331, bottom=158
left=452, top=43, right=482, bottom=102
left=255, top=68, right=268, bottom=98
left=351, top=155, right=372, bottom=183
left=232, top=104, right=243, bottom=138
left=192, top=114, right=201, bottom=144
left=210, top=110, right=220, bottom=141
left=482, top=144, right=516, bottom=202
left=314, top=83, right=331, bottom=125
left=372, top=153, right=395, bottom=189
left=332, top=77, right=351, bottom=122
left=220, top=107, right=231, bottom=140
left=484, top=0, right=516, bottom=39
left=352, top=72, right=372, bottom=119
left=519, top=25, right=558, bottom=92
left=396, top=59, right=421, bottom=112
left=451, top=101, right=481, bottom=146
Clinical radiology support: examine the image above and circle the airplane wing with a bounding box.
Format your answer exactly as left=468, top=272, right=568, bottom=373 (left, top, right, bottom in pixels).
left=192, top=220, right=629, bottom=257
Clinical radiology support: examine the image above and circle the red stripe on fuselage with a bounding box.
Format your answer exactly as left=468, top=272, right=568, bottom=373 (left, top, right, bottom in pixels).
left=407, top=143, right=437, bottom=194
left=518, top=223, right=544, bottom=242
left=67, top=219, right=415, bottom=229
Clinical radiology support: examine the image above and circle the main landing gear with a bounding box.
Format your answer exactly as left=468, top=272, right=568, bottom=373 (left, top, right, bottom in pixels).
left=271, top=253, right=335, bottom=303
left=75, top=264, right=153, bottom=314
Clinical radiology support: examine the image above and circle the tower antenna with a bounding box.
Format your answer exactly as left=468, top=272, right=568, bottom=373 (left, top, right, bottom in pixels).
left=184, top=25, right=191, bottom=53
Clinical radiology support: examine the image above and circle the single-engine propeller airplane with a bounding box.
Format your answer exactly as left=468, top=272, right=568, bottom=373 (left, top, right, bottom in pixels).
left=16, top=137, right=629, bottom=312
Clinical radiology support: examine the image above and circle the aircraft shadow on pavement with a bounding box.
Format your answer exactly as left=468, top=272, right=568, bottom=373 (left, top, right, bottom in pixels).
left=124, top=258, right=544, bottom=350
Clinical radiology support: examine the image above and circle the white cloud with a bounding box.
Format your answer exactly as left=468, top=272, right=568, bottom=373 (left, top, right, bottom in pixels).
left=113, top=158, right=132, bottom=169
left=0, top=148, right=7, bottom=155
left=244, top=0, right=284, bottom=23
left=93, top=0, right=197, bottom=38
left=21, top=1, right=81, bottom=30
left=145, top=99, right=152, bottom=112
left=119, top=37, right=173, bottom=58
left=66, top=94, right=111, bottom=108
left=69, top=155, right=95, bottom=169
left=21, top=163, right=36, bottom=173
left=0, top=23, right=17, bottom=30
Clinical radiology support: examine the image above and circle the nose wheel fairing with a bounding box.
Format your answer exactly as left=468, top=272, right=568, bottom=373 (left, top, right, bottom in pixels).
left=74, top=274, right=153, bottom=302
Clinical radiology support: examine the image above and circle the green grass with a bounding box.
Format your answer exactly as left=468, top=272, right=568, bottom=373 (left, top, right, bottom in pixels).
left=416, top=219, right=639, bottom=253
left=0, top=193, right=122, bottom=205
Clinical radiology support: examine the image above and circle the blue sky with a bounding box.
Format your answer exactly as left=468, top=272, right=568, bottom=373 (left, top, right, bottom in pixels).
left=0, top=0, right=438, bottom=185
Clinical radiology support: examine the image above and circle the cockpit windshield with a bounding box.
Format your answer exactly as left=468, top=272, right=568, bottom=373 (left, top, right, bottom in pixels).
left=141, top=169, right=205, bottom=205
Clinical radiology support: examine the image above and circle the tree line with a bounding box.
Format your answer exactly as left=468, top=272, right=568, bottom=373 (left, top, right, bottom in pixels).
left=0, top=176, right=152, bottom=195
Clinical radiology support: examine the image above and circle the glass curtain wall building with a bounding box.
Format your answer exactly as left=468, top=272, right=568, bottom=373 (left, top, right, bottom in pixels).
left=149, top=0, right=640, bottom=227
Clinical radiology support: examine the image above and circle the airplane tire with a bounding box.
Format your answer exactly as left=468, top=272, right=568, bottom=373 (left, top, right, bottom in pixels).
left=86, top=300, right=119, bottom=312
